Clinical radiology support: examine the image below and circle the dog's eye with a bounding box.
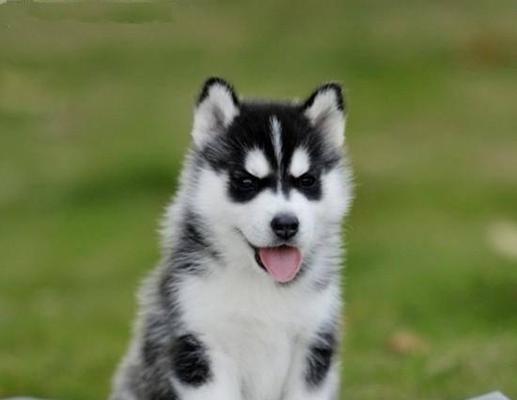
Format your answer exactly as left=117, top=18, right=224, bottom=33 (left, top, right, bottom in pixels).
left=234, top=175, right=258, bottom=191
left=298, top=173, right=316, bottom=188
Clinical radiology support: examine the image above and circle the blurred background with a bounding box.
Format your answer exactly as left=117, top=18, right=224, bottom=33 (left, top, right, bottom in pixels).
left=1, top=1, right=516, bottom=399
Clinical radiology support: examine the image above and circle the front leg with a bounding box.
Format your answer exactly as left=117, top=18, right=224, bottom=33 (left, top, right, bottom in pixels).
left=284, top=330, right=341, bottom=400
left=171, top=333, right=241, bottom=400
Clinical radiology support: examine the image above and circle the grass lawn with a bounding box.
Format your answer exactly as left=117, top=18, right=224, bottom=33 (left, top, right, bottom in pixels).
left=1, top=1, right=516, bottom=399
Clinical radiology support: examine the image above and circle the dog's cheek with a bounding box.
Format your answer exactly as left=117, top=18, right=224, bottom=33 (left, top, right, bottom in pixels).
left=319, top=169, right=351, bottom=222
left=192, top=168, right=229, bottom=221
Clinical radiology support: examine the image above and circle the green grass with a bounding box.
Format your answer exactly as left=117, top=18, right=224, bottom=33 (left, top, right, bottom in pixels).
left=1, top=1, right=517, bottom=399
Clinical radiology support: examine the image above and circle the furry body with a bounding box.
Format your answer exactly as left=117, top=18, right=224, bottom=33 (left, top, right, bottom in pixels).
left=110, top=78, right=353, bottom=400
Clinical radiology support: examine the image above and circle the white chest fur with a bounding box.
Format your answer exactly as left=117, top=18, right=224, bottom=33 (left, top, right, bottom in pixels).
left=176, top=263, right=340, bottom=400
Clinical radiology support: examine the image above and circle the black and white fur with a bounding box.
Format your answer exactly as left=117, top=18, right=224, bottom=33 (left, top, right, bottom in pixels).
left=110, top=78, right=353, bottom=400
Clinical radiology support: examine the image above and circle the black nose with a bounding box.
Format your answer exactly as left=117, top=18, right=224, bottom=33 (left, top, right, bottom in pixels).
left=271, top=213, right=299, bottom=240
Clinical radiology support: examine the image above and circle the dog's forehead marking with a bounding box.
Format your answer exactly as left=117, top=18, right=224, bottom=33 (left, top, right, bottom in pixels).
left=290, top=148, right=310, bottom=177
left=270, top=115, right=282, bottom=167
left=245, top=148, right=270, bottom=178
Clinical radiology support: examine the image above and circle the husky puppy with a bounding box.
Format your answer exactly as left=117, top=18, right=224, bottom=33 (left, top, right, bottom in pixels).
left=110, top=78, right=353, bottom=400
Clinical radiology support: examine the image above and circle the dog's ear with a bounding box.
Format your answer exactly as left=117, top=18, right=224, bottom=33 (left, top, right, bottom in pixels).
left=192, top=77, right=240, bottom=148
left=302, top=83, right=346, bottom=147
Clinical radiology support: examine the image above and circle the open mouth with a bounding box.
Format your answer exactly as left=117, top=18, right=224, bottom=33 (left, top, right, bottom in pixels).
left=253, top=245, right=303, bottom=283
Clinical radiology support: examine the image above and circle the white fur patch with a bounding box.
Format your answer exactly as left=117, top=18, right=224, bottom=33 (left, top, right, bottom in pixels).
left=245, top=148, right=270, bottom=178
left=304, top=89, right=345, bottom=147
left=289, top=148, right=310, bottom=177
left=192, top=84, right=239, bottom=148
left=270, top=116, right=282, bottom=166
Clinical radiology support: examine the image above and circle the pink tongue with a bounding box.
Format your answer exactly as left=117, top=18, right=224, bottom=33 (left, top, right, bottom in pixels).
left=258, top=246, right=302, bottom=283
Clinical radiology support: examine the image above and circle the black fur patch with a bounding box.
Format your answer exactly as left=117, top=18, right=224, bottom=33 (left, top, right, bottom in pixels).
left=305, top=330, right=337, bottom=387
left=171, top=334, right=212, bottom=386
left=141, top=314, right=173, bottom=367
left=167, top=211, right=220, bottom=275
left=116, top=363, right=179, bottom=400
left=142, top=335, right=161, bottom=367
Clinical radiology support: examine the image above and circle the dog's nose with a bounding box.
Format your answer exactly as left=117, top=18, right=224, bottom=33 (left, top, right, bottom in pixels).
left=271, top=213, right=299, bottom=240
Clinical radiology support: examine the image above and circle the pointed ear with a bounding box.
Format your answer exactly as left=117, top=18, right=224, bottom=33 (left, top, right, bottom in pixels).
left=302, top=83, right=346, bottom=147
left=192, top=77, right=240, bottom=148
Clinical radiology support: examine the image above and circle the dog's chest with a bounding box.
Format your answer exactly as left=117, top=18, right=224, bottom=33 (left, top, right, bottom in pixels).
left=217, top=315, right=295, bottom=400
left=177, top=268, right=333, bottom=399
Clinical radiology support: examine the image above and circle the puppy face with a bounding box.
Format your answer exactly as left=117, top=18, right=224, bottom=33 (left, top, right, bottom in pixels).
left=190, top=78, right=351, bottom=283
